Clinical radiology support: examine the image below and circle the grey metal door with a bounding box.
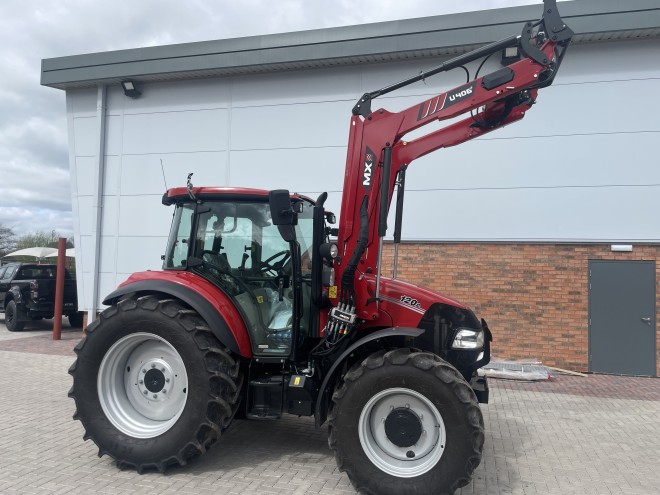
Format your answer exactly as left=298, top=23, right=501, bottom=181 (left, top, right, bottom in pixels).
left=589, top=260, right=656, bottom=376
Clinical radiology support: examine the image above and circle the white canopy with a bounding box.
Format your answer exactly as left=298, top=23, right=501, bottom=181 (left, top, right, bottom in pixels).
left=2, top=247, right=58, bottom=259
left=44, top=248, right=76, bottom=258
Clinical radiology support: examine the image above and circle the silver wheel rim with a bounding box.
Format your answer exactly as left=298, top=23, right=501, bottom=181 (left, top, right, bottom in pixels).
left=98, top=332, right=189, bottom=439
left=358, top=387, right=446, bottom=478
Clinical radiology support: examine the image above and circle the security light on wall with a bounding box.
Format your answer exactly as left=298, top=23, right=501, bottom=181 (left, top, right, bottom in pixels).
left=121, top=80, right=141, bottom=98
left=501, top=46, right=520, bottom=66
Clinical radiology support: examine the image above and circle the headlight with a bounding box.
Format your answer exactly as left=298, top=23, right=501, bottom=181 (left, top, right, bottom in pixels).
left=319, top=242, right=338, bottom=260
left=451, top=328, right=484, bottom=350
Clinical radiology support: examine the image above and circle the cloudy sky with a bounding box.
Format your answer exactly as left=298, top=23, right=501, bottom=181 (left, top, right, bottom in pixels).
left=0, top=0, right=563, bottom=237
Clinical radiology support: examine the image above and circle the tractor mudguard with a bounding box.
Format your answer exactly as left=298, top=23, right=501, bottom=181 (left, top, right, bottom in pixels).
left=103, top=277, right=252, bottom=357
left=314, top=326, right=424, bottom=426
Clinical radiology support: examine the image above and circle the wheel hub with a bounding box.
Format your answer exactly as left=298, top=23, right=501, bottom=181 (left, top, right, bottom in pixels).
left=358, top=388, right=447, bottom=478
left=144, top=368, right=166, bottom=393
left=385, top=407, right=423, bottom=448
left=136, top=359, right=174, bottom=400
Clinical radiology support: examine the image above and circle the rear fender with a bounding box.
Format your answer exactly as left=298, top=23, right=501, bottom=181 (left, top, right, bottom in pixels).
left=103, top=272, right=252, bottom=358
left=7, top=287, right=23, bottom=306
left=314, top=327, right=424, bottom=426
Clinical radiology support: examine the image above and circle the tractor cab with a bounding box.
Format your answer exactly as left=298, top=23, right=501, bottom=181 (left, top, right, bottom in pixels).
left=162, top=187, right=318, bottom=358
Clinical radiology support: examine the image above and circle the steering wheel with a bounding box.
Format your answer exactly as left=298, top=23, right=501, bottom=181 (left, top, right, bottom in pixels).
left=260, top=250, right=290, bottom=274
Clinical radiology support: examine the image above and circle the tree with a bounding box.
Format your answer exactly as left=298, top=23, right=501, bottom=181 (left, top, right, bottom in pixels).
left=0, top=224, right=16, bottom=257
left=14, top=230, right=63, bottom=250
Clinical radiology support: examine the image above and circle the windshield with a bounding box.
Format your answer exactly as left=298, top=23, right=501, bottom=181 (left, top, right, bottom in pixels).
left=164, top=204, right=195, bottom=269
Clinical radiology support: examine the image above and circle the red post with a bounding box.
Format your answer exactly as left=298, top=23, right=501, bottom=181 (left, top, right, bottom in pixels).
left=53, top=237, right=66, bottom=340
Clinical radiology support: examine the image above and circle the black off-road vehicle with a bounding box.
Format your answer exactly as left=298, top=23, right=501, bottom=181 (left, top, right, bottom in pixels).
left=0, top=263, right=81, bottom=331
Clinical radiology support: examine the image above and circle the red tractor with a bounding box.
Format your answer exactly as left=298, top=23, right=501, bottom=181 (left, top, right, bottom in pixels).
left=69, top=2, right=572, bottom=493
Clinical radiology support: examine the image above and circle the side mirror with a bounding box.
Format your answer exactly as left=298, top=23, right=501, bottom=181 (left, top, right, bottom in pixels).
left=269, top=189, right=298, bottom=226
left=269, top=189, right=297, bottom=242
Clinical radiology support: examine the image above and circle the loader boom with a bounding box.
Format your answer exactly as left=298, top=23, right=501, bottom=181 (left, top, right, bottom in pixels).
left=336, top=0, right=573, bottom=311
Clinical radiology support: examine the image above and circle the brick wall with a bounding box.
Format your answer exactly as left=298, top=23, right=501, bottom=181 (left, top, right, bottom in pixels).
left=381, top=243, right=660, bottom=376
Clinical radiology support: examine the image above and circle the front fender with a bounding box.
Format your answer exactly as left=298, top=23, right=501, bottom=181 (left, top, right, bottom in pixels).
left=103, top=271, right=252, bottom=358
left=314, top=327, right=424, bottom=426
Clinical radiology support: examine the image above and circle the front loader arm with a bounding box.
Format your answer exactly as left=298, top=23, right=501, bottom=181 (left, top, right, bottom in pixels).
left=336, top=0, right=573, bottom=309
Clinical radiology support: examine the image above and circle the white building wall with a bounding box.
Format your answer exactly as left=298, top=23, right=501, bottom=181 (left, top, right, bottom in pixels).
left=66, top=38, right=660, bottom=310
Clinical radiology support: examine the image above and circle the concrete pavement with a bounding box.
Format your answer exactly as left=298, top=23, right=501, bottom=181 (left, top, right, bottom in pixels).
left=0, top=315, right=658, bottom=494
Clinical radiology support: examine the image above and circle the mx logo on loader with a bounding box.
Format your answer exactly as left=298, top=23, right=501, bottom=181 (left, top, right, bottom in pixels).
left=363, top=147, right=375, bottom=191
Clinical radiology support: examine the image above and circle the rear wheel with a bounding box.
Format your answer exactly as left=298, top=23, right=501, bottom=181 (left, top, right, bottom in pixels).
left=68, top=295, right=243, bottom=472
left=5, top=300, right=25, bottom=332
left=328, top=349, right=484, bottom=495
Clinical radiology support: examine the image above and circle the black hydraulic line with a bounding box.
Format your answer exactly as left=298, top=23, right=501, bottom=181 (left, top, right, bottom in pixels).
left=310, top=192, right=328, bottom=336
left=376, top=35, right=518, bottom=99
left=353, top=35, right=518, bottom=116
left=378, top=147, right=392, bottom=238
left=341, top=196, right=369, bottom=294
left=393, top=166, right=407, bottom=244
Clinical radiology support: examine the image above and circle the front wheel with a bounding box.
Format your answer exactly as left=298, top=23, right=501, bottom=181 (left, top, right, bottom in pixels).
left=328, top=349, right=484, bottom=495
left=68, top=295, right=243, bottom=472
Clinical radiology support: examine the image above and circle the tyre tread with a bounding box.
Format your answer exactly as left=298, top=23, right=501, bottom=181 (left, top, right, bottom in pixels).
left=68, top=295, right=243, bottom=473
left=328, top=348, right=484, bottom=495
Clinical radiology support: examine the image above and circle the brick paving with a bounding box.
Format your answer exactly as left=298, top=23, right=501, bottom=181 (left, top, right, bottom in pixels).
left=0, top=317, right=659, bottom=494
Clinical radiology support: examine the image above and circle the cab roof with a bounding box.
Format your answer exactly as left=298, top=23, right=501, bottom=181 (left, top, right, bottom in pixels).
left=162, top=186, right=313, bottom=206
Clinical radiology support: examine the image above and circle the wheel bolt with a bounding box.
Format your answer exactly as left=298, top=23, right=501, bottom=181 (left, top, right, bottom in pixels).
left=143, top=390, right=148, bottom=395
left=161, top=367, right=165, bottom=372
left=142, top=369, right=146, bottom=374
left=162, top=389, right=167, bottom=394
left=153, top=394, right=158, bottom=399
left=139, top=380, right=144, bottom=385
left=151, top=363, right=156, bottom=368
left=165, top=378, right=170, bottom=383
